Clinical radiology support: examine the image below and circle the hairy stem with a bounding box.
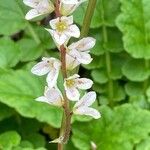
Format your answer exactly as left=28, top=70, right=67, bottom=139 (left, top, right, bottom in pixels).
left=80, top=0, right=97, bottom=38
left=100, top=0, right=114, bottom=106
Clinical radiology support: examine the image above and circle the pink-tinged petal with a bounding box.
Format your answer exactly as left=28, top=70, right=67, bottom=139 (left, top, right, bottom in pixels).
left=44, top=87, right=63, bottom=107
left=60, top=0, right=87, bottom=15
left=46, top=29, right=69, bottom=45
left=53, top=59, right=61, bottom=70
left=23, top=0, right=39, bottom=8
left=25, top=9, right=41, bottom=20
left=68, top=49, right=81, bottom=59
left=77, top=52, right=93, bottom=64
left=65, top=25, right=80, bottom=38
left=46, top=68, right=59, bottom=88
left=74, top=106, right=101, bottom=119
left=61, top=16, right=73, bottom=25
left=66, top=87, right=80, bottom=101
left=69, top=49, right=92, bottom=64
left=66, top=54, right=80, bottom=70
left=76, top=78, right=93, bottom=90
left=74, top=91, right=96, bottom=107
left=68, top=37, right=96, bottom=52
left=67, top=74, right=80, bottom=80
left=50, top=17, right=60, bottom=29
left=37, top=0, right=54, bottom=14
left=60, top=3, right=77, bottom=16
left=31, top=61, right=50, bottom=76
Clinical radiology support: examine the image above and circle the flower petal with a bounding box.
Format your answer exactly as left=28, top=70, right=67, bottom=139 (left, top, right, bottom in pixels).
left=36, top=0, right=54, bottom=14
left=68, top=37, right=96, bottom=52
left=61, top=16, right=73, bottom=25
left=74, top=91, right=96, bottom=107
left=25, top=9, right=41, bottom=20
left=65, top=87, right=80, bottom=101
left=66, top=54, right=80, bottom=70
left=44, top=87, right=63, bottom=106
left=76, top=78, right=93, bottom=90
left=67, top=74, right=80, bottom=80
left=74, top=106, right=101, bottom=119
left=46, top=68, right=59, bottom=88
left=65, top=25, right=80, bottom=38
left=46, top=29, right=69, bottom=45
left=69, top=49, right=92, bottom=64
left=31, top=60, right=50, bottom=76
left=50, top=17, right=60, bottom=29
left=23, top=0, right=39, bottom=8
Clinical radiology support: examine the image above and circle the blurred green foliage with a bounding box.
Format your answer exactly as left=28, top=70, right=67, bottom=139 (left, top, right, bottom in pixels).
left=0, top=0, right=150, bottom=149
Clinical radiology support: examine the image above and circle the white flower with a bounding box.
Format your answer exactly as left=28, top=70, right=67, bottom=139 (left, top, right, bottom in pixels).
left=23, top=0, right=54, bottom=20
left=36, top=86, right=64, bottom=107
left=67, top=37, right=96, bottom=65
left=46, top=16, right=80, bottom=45
left=60, top=0, right=87, bottom=16
left=64, top=74, right=93, bottom=101
left=31, top=57, right=61, bottom=88
left=73, top=92, right=101, bottom=119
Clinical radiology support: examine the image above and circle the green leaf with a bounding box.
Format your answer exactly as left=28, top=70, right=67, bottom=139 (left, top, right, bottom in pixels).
left=0, top=131, right=21, bottom=149
left=0, top=70, right=62, bottom=128
left=129, top=95, right=149, bottom=109
left=74, top=0, right=120, bottom=28
left=125, top=82, right=144, bottom=96
left=91, top=69, right=108, bottom=84
left=0, top=103, right=14, bottom=121
left=136, top=137, right=150, bottom=150
left=17, top=38, right=44, bottom=62
left=0, top=0, right=27, bottom=35
left=72, top=104, right=150, bottom=150
left=122, top=59, right=150, bottom=81
left=116, top=0, right=150, bottom=58
left=0, top=37, right=21, bottom=68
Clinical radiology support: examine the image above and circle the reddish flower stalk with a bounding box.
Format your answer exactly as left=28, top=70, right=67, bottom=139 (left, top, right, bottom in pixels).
left=54, top=1, right=72, bottom=149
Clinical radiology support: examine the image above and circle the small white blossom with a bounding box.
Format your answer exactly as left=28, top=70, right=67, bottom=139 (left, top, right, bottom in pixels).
left=73, top=91, right=101, bottom=119
left=67, top=37, right=96, bottom=65
left=23, top=0, right=54, bottom=20
left=36, top=86, right=64, bottom=107
left=60, top=0, right=87, bottom=16
left=46, top=16, right=80, bottom=45
left=64, top=74, right=93, bottom=101
left=31, top=57, right=61, bottom=88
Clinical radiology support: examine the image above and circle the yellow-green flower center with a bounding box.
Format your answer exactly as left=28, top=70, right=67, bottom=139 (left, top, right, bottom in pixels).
left=56, top=21, right=68, bottom=32
left=66, top=79, right=75, bottom=88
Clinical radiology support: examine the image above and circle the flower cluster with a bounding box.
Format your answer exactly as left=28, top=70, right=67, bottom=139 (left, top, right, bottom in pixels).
left=23, top=0, right=100, bottom=120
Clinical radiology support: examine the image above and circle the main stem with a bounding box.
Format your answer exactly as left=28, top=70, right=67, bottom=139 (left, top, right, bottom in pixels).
left=100, top=0, right=114, bottom=106
left=80, top=0, right=97, bottom=38
left=54, top=1, right=72, bottom=150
